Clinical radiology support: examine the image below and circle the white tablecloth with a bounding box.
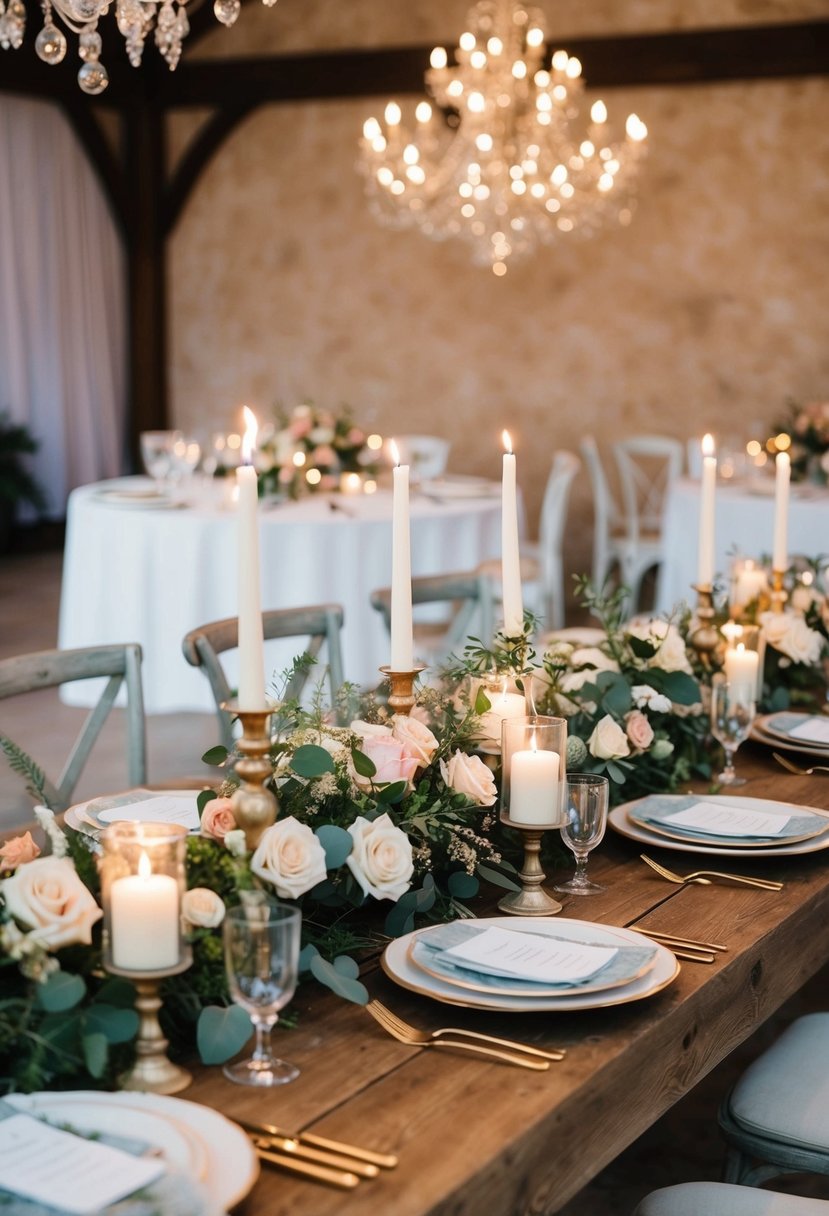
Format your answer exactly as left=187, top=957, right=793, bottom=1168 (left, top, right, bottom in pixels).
left=59, top=478, right=504, bottom=713
left=656, top=476, right=829, bottom=612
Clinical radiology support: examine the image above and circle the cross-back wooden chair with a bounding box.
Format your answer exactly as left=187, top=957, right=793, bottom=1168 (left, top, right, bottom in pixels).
left=370, top=572, right=495, bottom=668
left=0, top=644, right=146, bottom=812
left=182, top=604, right=345, bottom=751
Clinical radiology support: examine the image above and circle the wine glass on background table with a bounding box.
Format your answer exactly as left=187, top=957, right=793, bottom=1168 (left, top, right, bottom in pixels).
left=710, top=672, right=755, bottom=786
left=139, top=430, right=178, bottom=495
left=554, top=774, right=610, bottom=896
left=223, top=903, right=301, bottom=1087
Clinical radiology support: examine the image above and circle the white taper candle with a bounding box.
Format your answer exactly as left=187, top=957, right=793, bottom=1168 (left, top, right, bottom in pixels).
left=773, top=451, right=790, bottom=571
left=237, top=407, right=266, bottom=709
left=390, top=442, right=414, bottom=670
left=501, top=431, right=524, bottom=636
left=697, top=433, right=717, bottom=587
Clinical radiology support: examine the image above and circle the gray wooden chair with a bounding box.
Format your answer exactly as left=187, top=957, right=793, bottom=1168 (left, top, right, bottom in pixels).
left=634, top=1182, right=829, bottom=1214
left=370, top=571, right=495, bottom=667
left=0, top=644, right=146, bottom=811
left=182, top=604, right=346, bottom=750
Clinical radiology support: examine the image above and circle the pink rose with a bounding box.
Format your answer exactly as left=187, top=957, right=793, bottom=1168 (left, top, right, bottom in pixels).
left=311, top=445, right=337, bottom=467
left=0, top=831, right=41, bottom=873
left=625, top=710, right=654, bottom=750
left=200, top=797, right=237, bottom=842
left=391, top=715, right=439, bottom=767
left=347, top=427, right=365, bottom=446
left=353, top=735, right=419, bottom=791
left=290, top=416, right=312, bottom=439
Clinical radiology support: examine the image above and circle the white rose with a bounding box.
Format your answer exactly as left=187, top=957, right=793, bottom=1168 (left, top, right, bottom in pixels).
left=631, top=684, right=672, bottom=714
left=440, top=750, right=498, bottom=806
left=349, top=719, right=393, bottom=739
left=182, top=887, right=226, bottom=929
left=560, top=647, right=620, bottom=695
left=1, top=857, right=101, bottom=950
left=391, top=715, right=439, bottom=766
left=588, top=714, right=631, bottom=760
left=790, top=585, right=818, bottom=614
left=223, top=829, right=248, bottom=858
left=761, top=612, right=824, bottom=665
left=251, top=817, right=328, bottom=899
left=628, top=620, right=693, bottom=674
left=346, top=813, right=413, bottom=902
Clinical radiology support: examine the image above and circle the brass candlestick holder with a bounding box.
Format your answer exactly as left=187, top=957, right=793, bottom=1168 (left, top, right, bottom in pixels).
left=770, top=569, right=788, bottom=614
left=689, top=584, right=722, bottom=667
left=224, top=700, right=277, bottom=849
left=498, top=814, right=562, bottom=916
left=118, top=966, right=192, bottom=1094
left=378, top=664, right=427, bottom=716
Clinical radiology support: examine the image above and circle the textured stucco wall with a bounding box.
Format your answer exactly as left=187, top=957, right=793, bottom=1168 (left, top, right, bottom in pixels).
left=168, top=1, right=829, bottom=590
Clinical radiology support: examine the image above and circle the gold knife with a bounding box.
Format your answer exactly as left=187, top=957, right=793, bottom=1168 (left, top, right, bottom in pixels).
left=249, top=1133, right=379, bottom=1178
left=240, top=1118, right=399, bottom=1169
left=255, top=1145, right=361, bottom=1189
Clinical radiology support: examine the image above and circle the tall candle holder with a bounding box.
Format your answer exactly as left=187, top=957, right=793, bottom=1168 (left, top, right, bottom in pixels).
left=98, top=822, right=192, bottom=1094
left=497, top=814, right=562, bottom=916
left=689, top=584, right=722, bottom=667
left=223, top=700, right=277, bottom=849
left=378, top=664, right=427, bottom=716
left=770, top=569, right=788, bottom=614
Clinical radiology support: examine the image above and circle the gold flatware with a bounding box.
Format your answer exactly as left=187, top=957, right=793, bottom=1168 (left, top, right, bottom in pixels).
left=773, top=751, right=829, bottom=776
left=640, top=853, right=783, bottom=891
left=248, top=1132, right=379, bottom=1178
left=669, top=948, right=715, bottom=964
left=366, top=999, right=565, bottom=1061
left=365, top=1001, right=551, bottom=1069
left=628, top=926, right=728, bottom=952
left=238, top=1119, right=398, bottom=1170
left=254, top=1145, right=360, bottom=1189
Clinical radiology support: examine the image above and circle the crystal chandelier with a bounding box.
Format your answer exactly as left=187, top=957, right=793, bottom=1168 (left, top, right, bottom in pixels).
left=359, top=0, right=648, bottom=275
left=0, top=0, right=276, bottom=94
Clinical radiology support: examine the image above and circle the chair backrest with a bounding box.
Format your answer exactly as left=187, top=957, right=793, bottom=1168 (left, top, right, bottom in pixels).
left=370, top=571, right=495, bottom=662
left=612, top=436, right=685, bottom=543
left=538, top=450, right=580, bottom=580
left=393, top=435, right=451, bottom=481
left=182, top=604, right=345, bottom=750
left=579, top=437, right=618, bottom=591
left=0, top=644, right=146, bottom=811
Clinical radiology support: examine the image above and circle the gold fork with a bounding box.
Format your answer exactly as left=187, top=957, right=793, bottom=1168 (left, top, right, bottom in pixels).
left=365, top=1001, right=563, bottom=1066
left=773, top=751, right=829, bottom=776
left=640, top=854, right=783, bottom=891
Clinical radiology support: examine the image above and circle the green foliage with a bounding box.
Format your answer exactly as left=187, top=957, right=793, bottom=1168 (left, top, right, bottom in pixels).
left=0, top=413, right=46, bottom=511
left=196, top=1005, right=252, bottom=1065
left=0, top=735, right=48, bottom=804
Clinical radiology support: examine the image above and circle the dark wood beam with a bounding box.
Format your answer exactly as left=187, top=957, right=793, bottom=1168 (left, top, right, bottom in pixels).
left=163, top=102, right=255, bottom=234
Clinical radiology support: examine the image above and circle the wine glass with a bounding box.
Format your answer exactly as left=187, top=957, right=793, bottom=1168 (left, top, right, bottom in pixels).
left=223, top=902, right=301, bottom=1087
left=710, top=672, right=755, bottom=786
left=139, top=430, right=177, bottom=494
left=554, top=774, right=610, bottom=895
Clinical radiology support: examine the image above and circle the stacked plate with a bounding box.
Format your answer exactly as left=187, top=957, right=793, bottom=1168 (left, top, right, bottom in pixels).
left=752, top=711, right=829, bottom=759
left=382, top=916, right=679, bottom=1012
left=65, top=789, right=202, bottom=840
left=610, top=793, right=829, bottom=859
left=94, top=486, right=178, bottom=510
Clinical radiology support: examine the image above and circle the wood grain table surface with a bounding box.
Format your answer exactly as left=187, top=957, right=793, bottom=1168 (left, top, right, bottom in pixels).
left=174, top=745, right=829, bottom=1216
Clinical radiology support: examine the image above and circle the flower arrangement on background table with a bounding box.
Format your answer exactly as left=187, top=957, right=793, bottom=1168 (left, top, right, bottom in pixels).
left=253, top=402, right=382, bottom=499
left=771, top=399, right=829, bottom=484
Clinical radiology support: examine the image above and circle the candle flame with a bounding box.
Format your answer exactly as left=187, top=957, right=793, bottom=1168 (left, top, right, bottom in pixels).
left=241, top=406, right=259, bottom=464
left=502, top=430, right=513, bottom=455
left=138, top=851, right=152, bottom=880
left=702, top=433, right=715, bottom=457
left=389, top=439, right=401, bottom=467
left=736, top=642, right=746, bottom=655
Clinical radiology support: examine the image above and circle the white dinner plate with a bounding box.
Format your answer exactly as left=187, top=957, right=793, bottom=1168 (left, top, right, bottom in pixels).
left=95, top=487, right=178, bottom=510
left=6, top=1091, right=258, bottom=1213
left=625, top=793, right=829, bottom=849
left=750, top=721, right=829, bottom=761
left=610, top=795, right=829, bottom=858
left=382, top=917, right=679, bottom=1012
left=65, top=788, right=203, bottom=837
left=754, top=712, right=829, bottom=750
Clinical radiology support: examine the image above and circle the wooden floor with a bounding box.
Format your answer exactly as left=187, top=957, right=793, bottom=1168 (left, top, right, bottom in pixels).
left=0, top=546, right=826, bottom=1214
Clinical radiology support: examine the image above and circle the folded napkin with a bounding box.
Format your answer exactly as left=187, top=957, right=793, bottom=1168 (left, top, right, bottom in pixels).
left=769, top=713, right=829, bottom=746
left=634, top=795, right=823, bottom=841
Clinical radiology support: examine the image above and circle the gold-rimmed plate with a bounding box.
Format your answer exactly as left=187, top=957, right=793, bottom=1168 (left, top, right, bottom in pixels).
left=610, top=797, right=829, bottom=859
left=626, top=807, right=829, bottom=850
left=752, top=718, right=829, bottom=759
left=382, top=918, right=679, bottom=1012
left=755, top=712, right=829, bottom=750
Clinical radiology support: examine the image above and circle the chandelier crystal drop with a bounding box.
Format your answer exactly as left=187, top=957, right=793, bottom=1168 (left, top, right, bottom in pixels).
left=358, top=0, right=648, bottom=274
left=0, top=0, right=277, bottom=94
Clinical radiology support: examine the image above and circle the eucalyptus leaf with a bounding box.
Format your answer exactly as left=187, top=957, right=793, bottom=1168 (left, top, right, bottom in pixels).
left=627, top=634, right=658, bottom=660
left=448, top=871, right=479, bottom=898
left=81, top=1032, right=109, bottom=1079
left=291, top=744, right=336, bottom=778
left=332, top=955, right=361, bottom=980
left=35, top=971, right=86, bottom=1013
left=606, top=760, right=627, bottom=783
left=197, top=788, right=218, bottom=816
left=309, top=954, right=369, bottom=1005
left=652, top=669, right=701, bottom=706
left=474, top=686, right=492, bottom=715
left=602, top=678, right=633, bottom=715
left=476, top=863, right=521, bottom=893
left=197, top=1004, right=252, bottom=1065
left=202, top=745, right=228, bottom=766
left=351, top=747, right=376, bottom=779
left=94, top=977, right=136, bottom=1008
left=299, top=943, right=320, bottom=973
left=315, top=824, right=353, bottom=869
left=83, top=1003, right=139, bottom=1044
left=376, top=779, right=407, bottom=805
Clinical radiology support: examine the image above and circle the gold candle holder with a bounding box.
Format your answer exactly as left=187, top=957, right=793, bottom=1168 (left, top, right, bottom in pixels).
left=223, top=700, right=278, bottom=849
left=378, top=665, right=427, bottom=716
left=497, top=814, right=562, bottom=916
left=770, top=569, right=788, bottom=614
left=119, top=968, right=192, bottom=1095
left=689, top=584, right=721, bottom=665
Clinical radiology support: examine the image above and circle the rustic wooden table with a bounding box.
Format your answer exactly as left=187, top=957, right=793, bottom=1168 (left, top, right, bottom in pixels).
left=182, top=746, right=829, bottom=1216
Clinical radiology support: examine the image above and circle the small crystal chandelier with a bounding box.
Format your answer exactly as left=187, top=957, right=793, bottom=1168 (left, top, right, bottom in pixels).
left=0, top=0, right=277, bottom=94
left=359, top=0, right=648, bottom=274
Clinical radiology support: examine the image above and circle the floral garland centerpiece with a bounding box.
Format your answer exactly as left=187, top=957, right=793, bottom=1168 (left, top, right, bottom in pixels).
left=771, top=400, right=829, bottom=485
left=254, top=402, right=381, bottom=499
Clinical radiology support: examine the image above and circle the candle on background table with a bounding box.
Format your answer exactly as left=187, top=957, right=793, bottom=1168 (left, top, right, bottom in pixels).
left=237, top=407, right=266, bottom=709
left=501, top=431, right=524, bottom=636
left=697, top=433, right=717, bottom=587
left=111, top=852, right=180, bottom=971
left=724, top=641, right=760, bottom=704
left=390, top=440, right=413, bottom=671
left=773, top=450, right=791, bottom=572
left=510, top=740, right=561, bottom=825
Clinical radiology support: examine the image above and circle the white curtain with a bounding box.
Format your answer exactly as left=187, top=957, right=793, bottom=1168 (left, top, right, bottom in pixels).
left=0, top=95, right=127, bottom=518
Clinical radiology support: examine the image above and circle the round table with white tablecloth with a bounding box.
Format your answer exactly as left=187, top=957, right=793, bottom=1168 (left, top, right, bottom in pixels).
left=655, top=475, right=829, bottom=613
left=58, top=476, right=504, bottom=712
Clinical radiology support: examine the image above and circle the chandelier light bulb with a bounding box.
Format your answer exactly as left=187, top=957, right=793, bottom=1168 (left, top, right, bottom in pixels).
left=626, top=114, right=648, bottom=141
left=384, top=101, right=402, bottom=126
left=430, top=46, right=448, bottom=69
left=487, top=36, right=503, bottom=54
left=467, top=91, right=486, bottom=112
left=590, top=99, right=608, bottom=124
left=459, top=30, right=475, bottom=50
left=511, top=59, right=527, bottom=78
left=403, top=144, right=419, bottom=164
left=476, top=133, right=493, bottom=151
left=470, top=49, right=486, bottom=68
left=526, top=26, right=543, bottom=47
left=565, top=56, right=582, bottom=78
left=551, top=49, right=568, bottom=71
left=447, top=79, right=464, bottom=97
left=415, top=101, right=433, bottom=122
left=363, top=117, right=381, bottom=141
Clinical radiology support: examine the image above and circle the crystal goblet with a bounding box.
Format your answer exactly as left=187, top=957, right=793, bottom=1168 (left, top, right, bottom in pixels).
left=554, top=774, right=610, bottom=896
left=710, top=672, right=755, bottom=786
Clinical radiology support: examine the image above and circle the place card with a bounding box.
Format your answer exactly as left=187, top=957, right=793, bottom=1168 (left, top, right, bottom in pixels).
left=787, top=717, right=829, bottom=745
left=0, top=1113, right=164, bottom=1214
left=664, top=801, right=791, bottom=837
left=444, top=926, right=618, bottom=983
left=93, top=792, right=200, bottom=832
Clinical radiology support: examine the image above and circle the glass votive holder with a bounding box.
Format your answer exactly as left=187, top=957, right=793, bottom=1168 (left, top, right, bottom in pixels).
left=98, top=822, right=191, bottom=976
left=729, top=557, right=768, bottom=617
left=501, top=716, right=567, bottom=827
left=720, top=621, right=764, bottom=703
left=474, top=670, right=529, bottom=755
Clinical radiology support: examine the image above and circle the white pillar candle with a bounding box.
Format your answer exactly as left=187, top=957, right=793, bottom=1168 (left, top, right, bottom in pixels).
left=510, top=746, right=560, bottom=824
left=111, top=853, right=180, bottom=971
left=724, top=642, right=760, bottom=704
left=390, top=442, right=413, bottom=671
left=236, top=407, right=266, bottom=709
left=773, top=451, right=790, bottom=571
left=697, top=433, right=717, bottom=587
left=480, top=686, right=527, bottom=746
left=501, top=431, right=524, bottom=636
left=732, top=559, right=767, bottom=609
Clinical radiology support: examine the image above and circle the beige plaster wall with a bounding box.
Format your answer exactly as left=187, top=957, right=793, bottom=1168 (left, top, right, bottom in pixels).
left=168, top=3, right=829, bottom=591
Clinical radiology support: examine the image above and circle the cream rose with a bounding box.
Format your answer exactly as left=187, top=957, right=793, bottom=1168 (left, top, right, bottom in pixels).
left=251, top=817, right=328, bottom=899
left=560, top=647, right=620, bottom=695
left=351, top=734, right=419, bottom=791
left=200, top=797, right=237, bottom=842
left=346, top=813, right=413, bottom=902
left=588, top=714, right=631, bottom=761
left=761, top=612, right=824, bottom=665
left=628, top=620, right=693, bottom=674
left=391, top=715, right=439, bottom=766
left=0, top=831, right=41, bottom=873
left=182, top=887, right=226, bottom=929
left=440, top=750, right=497, bottom=806
left=1, top=857, right=102, bottom=949
left=625, top=710, right=654, bottom=750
